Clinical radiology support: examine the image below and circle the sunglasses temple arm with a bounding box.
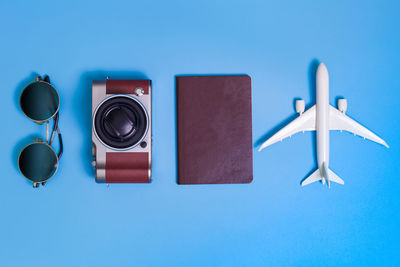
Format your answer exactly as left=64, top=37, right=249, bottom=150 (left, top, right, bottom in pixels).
left=49, top=124, right=56, bottom=145
left=48, top=113, right=63, bottom=159
left=49, top=113, right=59, bottom=146
left=43, top=75, right=50, bottom=84
left=57, top=127, right=63, bottom=159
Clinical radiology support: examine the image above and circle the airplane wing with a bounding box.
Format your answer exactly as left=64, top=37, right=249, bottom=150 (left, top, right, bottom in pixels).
left=258, top=105, right=316, bottom=151
left=329, top=105, right=389, bottom=148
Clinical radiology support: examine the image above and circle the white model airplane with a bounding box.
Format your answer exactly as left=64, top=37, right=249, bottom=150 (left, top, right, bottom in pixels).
left=259, top=62, right=388, bottom=187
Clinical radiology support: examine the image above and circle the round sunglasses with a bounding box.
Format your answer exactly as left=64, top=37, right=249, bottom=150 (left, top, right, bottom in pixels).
left=18, top=76, right=63, bottom=187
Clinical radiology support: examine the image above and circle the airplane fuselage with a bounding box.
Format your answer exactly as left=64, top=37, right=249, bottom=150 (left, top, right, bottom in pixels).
left=316, top=63, right=330, bottom=180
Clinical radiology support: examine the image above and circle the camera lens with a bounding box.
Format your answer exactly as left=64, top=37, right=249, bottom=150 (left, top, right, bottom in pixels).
left=94, top=96, right=148, bottom=149
left=104, top=106, right=136, bottom=138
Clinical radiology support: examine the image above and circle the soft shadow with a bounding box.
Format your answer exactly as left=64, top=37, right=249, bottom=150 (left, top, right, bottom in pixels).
left=14, top=73, right=40, bottom=110
left=307, top=59, right=320, bottom=175
left=73, top=70, right=148, bottom=178
left=175, top=73, right=249, bottom=77
left=255, top=60, right=321, bottom=148
left=255, top=60, right=322, bottom=182
left=334, top=95, right=345, bottom=107
left=13, top=74, right=41, bottom=183
left=308, top=59, right=319, bottom=105
left=254, top=112, right=300, bottom=148
left=12, top=134, right=42, bottom=186
left=174, top=76, right=178, bottom=184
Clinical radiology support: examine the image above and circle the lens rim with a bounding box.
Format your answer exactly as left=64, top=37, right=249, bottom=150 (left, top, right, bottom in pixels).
left=19, top=80, right=60, bottom=124
left=93, top=94, right=149, bottom=151
left=17, top=142, right=59, bottom=184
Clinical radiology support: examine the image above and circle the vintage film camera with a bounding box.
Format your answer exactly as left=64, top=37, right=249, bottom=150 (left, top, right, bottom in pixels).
left=92, top=79, right=152, bottom=183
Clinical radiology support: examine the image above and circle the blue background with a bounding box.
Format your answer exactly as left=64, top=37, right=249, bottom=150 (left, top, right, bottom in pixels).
left=1, top=0, right=399, bottom=266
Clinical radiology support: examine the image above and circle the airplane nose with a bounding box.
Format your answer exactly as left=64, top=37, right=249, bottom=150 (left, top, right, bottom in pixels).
left=317, top=63, right=329, bottom=79
left=318, top=62, right=328, bottom=71
left=317, top=63, right=327, bottom=73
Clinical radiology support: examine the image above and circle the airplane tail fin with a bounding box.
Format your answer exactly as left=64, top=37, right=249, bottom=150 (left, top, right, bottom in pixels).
left=301, top=163, right=344, bottom=187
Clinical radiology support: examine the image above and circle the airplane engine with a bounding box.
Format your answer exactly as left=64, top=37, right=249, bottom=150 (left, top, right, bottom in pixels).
left=338, top=98, right=347, bottom=113
left=295, top=99, right=305, bottom=114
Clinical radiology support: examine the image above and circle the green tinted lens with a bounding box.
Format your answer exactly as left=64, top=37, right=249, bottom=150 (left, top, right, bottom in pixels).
left=20, top=81, right=59, bottom=122
left=18, top=143, right=58, bottom=183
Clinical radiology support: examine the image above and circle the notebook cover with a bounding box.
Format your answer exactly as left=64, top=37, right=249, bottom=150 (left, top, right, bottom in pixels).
left=176, top=75, right=253, bottom=184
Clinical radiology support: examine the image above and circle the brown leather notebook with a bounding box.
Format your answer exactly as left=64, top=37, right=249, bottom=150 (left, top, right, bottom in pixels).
left=176, top=75, right=253, bottom=184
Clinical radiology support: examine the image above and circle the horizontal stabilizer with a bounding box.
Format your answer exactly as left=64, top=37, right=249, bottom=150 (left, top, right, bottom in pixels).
left=301, top=165, right=344, bottom=187
left=328, top=169, right=344, bottom=185
left=301, top=169, right=322, bottom=186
